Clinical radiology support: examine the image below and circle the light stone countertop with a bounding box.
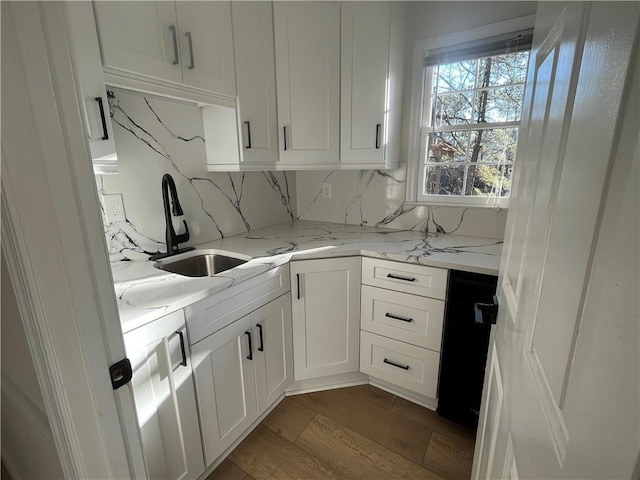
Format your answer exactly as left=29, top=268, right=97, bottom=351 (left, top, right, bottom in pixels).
left=112, top=220, right=503, bottom=333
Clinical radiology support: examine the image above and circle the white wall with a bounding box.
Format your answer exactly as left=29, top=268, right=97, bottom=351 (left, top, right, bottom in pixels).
left=1, top=253, right=64, bottom=479
left=100, top=89, right=296, bottom=262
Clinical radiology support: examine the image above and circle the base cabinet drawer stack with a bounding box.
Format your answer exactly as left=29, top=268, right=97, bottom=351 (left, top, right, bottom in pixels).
left=360, top=258, right=447, bottom=399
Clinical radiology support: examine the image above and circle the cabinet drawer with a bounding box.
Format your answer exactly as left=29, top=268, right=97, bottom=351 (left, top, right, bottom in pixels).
left=186, top=264, right=290, bottom=344
left=360, top=331, right=440, bottom=398
left=361, top=285, right=444, bottom=351
left=362, top=257, right=448, bottom=299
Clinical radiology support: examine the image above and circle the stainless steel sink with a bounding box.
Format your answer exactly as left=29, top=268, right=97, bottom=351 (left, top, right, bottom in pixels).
left=153, top=250, right=250, bottom=277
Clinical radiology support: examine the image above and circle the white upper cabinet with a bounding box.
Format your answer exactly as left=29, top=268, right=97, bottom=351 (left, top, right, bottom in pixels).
left=93, top=1, right=236, bottom=103
left=176, top=1, right=236, bottom=96
left=64, top=2, right=118, bottom=174
left=340, top=2, right=390, bottom=165
left=274, top=2, right=341, bottom=166
left=231, top=2, right=279, bottom=166
left=93, top=2, right=182, bottom=83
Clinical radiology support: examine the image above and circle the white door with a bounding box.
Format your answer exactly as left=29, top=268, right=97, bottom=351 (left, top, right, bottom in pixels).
left=274, top=2, right=340, bottom=166
left=290, top=257, right=361, bottom=380
left=124, top=311, right=204, bottom=480
left=232, top=1, right=280, bottom=165
left=93, top=1, right=182, bottom=83
left=252, top=294, right=294, bottom=414
left=473, top=3, right=639, bottom=479
left=176, top=1, right=236, bottom=96
left=340, top=2, right=390, bottom=164
left=191, top=316, right=258, bottom=465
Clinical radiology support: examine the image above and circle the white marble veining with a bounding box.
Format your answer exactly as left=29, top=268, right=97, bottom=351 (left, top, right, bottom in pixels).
left=114, top=220, right=502, bottom=333
left=296, top=169, right=509, bottom=239
left=98, top=88, right=295, bottom=262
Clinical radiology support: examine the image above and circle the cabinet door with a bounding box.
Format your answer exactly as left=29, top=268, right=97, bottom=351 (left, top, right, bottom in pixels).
left=93, top=1, right=182, bottom=84
left=64, top=2, right=117, bottom=173
left=340, top=2, right=390, bottom=164
left=124, top=310, right=204, bottom=480
left=274, top=2, right=340, bottom=165
left=176, top=1, right=236, bottom=96
left=191, top=316, right=258, bottom=465
left=290, top=257, right=361, bottom=380
left=232, top=1, right=279, bottom=165
left=252, top=294, right=293, bottom=414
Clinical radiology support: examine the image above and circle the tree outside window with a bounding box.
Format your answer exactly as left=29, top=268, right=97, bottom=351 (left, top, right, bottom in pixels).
left=422, top=51, right=529, bottom=202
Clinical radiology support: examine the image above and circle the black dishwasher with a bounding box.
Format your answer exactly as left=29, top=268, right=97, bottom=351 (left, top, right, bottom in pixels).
left=437, top=270, right=498, bottom=429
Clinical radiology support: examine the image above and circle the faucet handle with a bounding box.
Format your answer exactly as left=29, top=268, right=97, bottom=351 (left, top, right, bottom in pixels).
left=175, top=219, right=191, bottom=244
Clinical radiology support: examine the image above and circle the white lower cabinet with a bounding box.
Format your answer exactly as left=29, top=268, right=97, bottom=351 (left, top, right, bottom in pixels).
left=252, top=293, right=294, bottom=413
left=124, top=310, right=205, bottom=480
left=360, top=331, right=440, bottom=398
left=290, top=257, right=361, bottom=380
left=360, top=257, right=448, bottom=400
left=191, top=294, right=292, bottom=465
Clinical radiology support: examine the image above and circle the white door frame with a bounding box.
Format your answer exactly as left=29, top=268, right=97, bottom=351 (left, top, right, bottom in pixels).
left=1, top=3, right=146, bottom=478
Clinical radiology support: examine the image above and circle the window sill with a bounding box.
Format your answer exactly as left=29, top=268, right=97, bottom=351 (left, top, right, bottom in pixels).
left=405, top=197, right=509, bottom=210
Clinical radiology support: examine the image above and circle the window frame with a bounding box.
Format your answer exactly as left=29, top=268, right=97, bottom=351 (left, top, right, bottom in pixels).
left=406, top=14, right=536, bottom=209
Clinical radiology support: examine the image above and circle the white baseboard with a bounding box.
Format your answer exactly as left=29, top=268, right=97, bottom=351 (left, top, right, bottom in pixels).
left=285, top=372, right=369, bottom=395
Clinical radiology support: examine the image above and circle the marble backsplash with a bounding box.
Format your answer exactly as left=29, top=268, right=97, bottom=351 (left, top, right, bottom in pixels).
left=296, top=169, right=507, bottom=239
left=98, top=89, right=506, bottom=263
left=98, top=88, right=295, bottom=262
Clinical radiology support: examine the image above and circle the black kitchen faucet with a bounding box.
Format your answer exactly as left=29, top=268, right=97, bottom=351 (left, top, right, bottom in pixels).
left=149, top=174, right=195, bottom=261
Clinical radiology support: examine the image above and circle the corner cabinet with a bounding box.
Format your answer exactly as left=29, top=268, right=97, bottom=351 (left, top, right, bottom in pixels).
left=273, top=2, right=341, bottom=167
left=191, top=293, right=293, bottom=465
left=290, top=257, right=361, bottom=380
left=93, top=1, right=236, bottom=104
left=123, top=310, right=205, bottom=480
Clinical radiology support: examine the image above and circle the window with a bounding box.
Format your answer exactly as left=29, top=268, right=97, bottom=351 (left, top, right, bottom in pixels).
left=411, top=28, right=532, bottom=207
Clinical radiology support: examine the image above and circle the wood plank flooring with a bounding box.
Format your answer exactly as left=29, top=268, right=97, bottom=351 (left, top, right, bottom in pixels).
left=207, top=385, right=476, bottom=480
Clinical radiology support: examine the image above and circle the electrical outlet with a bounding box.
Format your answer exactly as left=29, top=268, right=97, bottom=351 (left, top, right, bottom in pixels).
left=322, top=182, right=332, bottom=199
left=103, top=193, right=126, bottom=223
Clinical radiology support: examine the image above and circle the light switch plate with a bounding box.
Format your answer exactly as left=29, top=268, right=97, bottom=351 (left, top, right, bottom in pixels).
left=104, top=193, right=126, bottom=222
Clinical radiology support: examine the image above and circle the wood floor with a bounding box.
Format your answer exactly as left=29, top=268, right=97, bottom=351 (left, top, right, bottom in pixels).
left=207, top=385, right=476, bottom=480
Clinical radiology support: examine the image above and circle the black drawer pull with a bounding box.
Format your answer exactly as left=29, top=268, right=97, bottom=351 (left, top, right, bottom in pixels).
left=94, top=97, right=109, bottom=140
left=245, top=331, right=253, bottom=360
left=296, top=273, right=301, bottom=300
left=385, top=312, right=413, bottom=323
left=176, top=330, right=187, bottom=367
left=375, top=123, right=381, bottom=149
left=387, top=273, right=416, bottom=282
left=257, top=323, right=264, bottom=352
left=169, top=25, right=179, bottom=65
left=383, top=358, right=410, bottom=370
left=244, top=121, right=252, bottom=149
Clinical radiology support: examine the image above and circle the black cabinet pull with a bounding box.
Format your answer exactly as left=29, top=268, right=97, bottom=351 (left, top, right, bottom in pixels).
left=94, top=97, right=109, bottom=140
left=245, top=331, right=253, bottom=360
left=387, top=273, right=416, bottom=282
left=283, top=126, right=288, bottom=151
left=385, top=312, right=413, bottom=323
left=375, top=123, right=381, bottom=149
left=185, top=32, right=195, bottom=69
left=296, top=273, right=301, bottom=300
left=257, top=324, right=264, bottom=352
left=244, top=121, right=252, bottom=149
left=383, top=358, right=410, bottom=370
left=169, top=25, right=179, bottom=65
left=176, top=330, right=187, bottom=367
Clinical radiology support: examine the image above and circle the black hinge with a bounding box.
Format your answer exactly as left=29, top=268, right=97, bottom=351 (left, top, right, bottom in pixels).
left=474, top=295, right=499, bottom=326
left=109, top=358, right=132, bottom=390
